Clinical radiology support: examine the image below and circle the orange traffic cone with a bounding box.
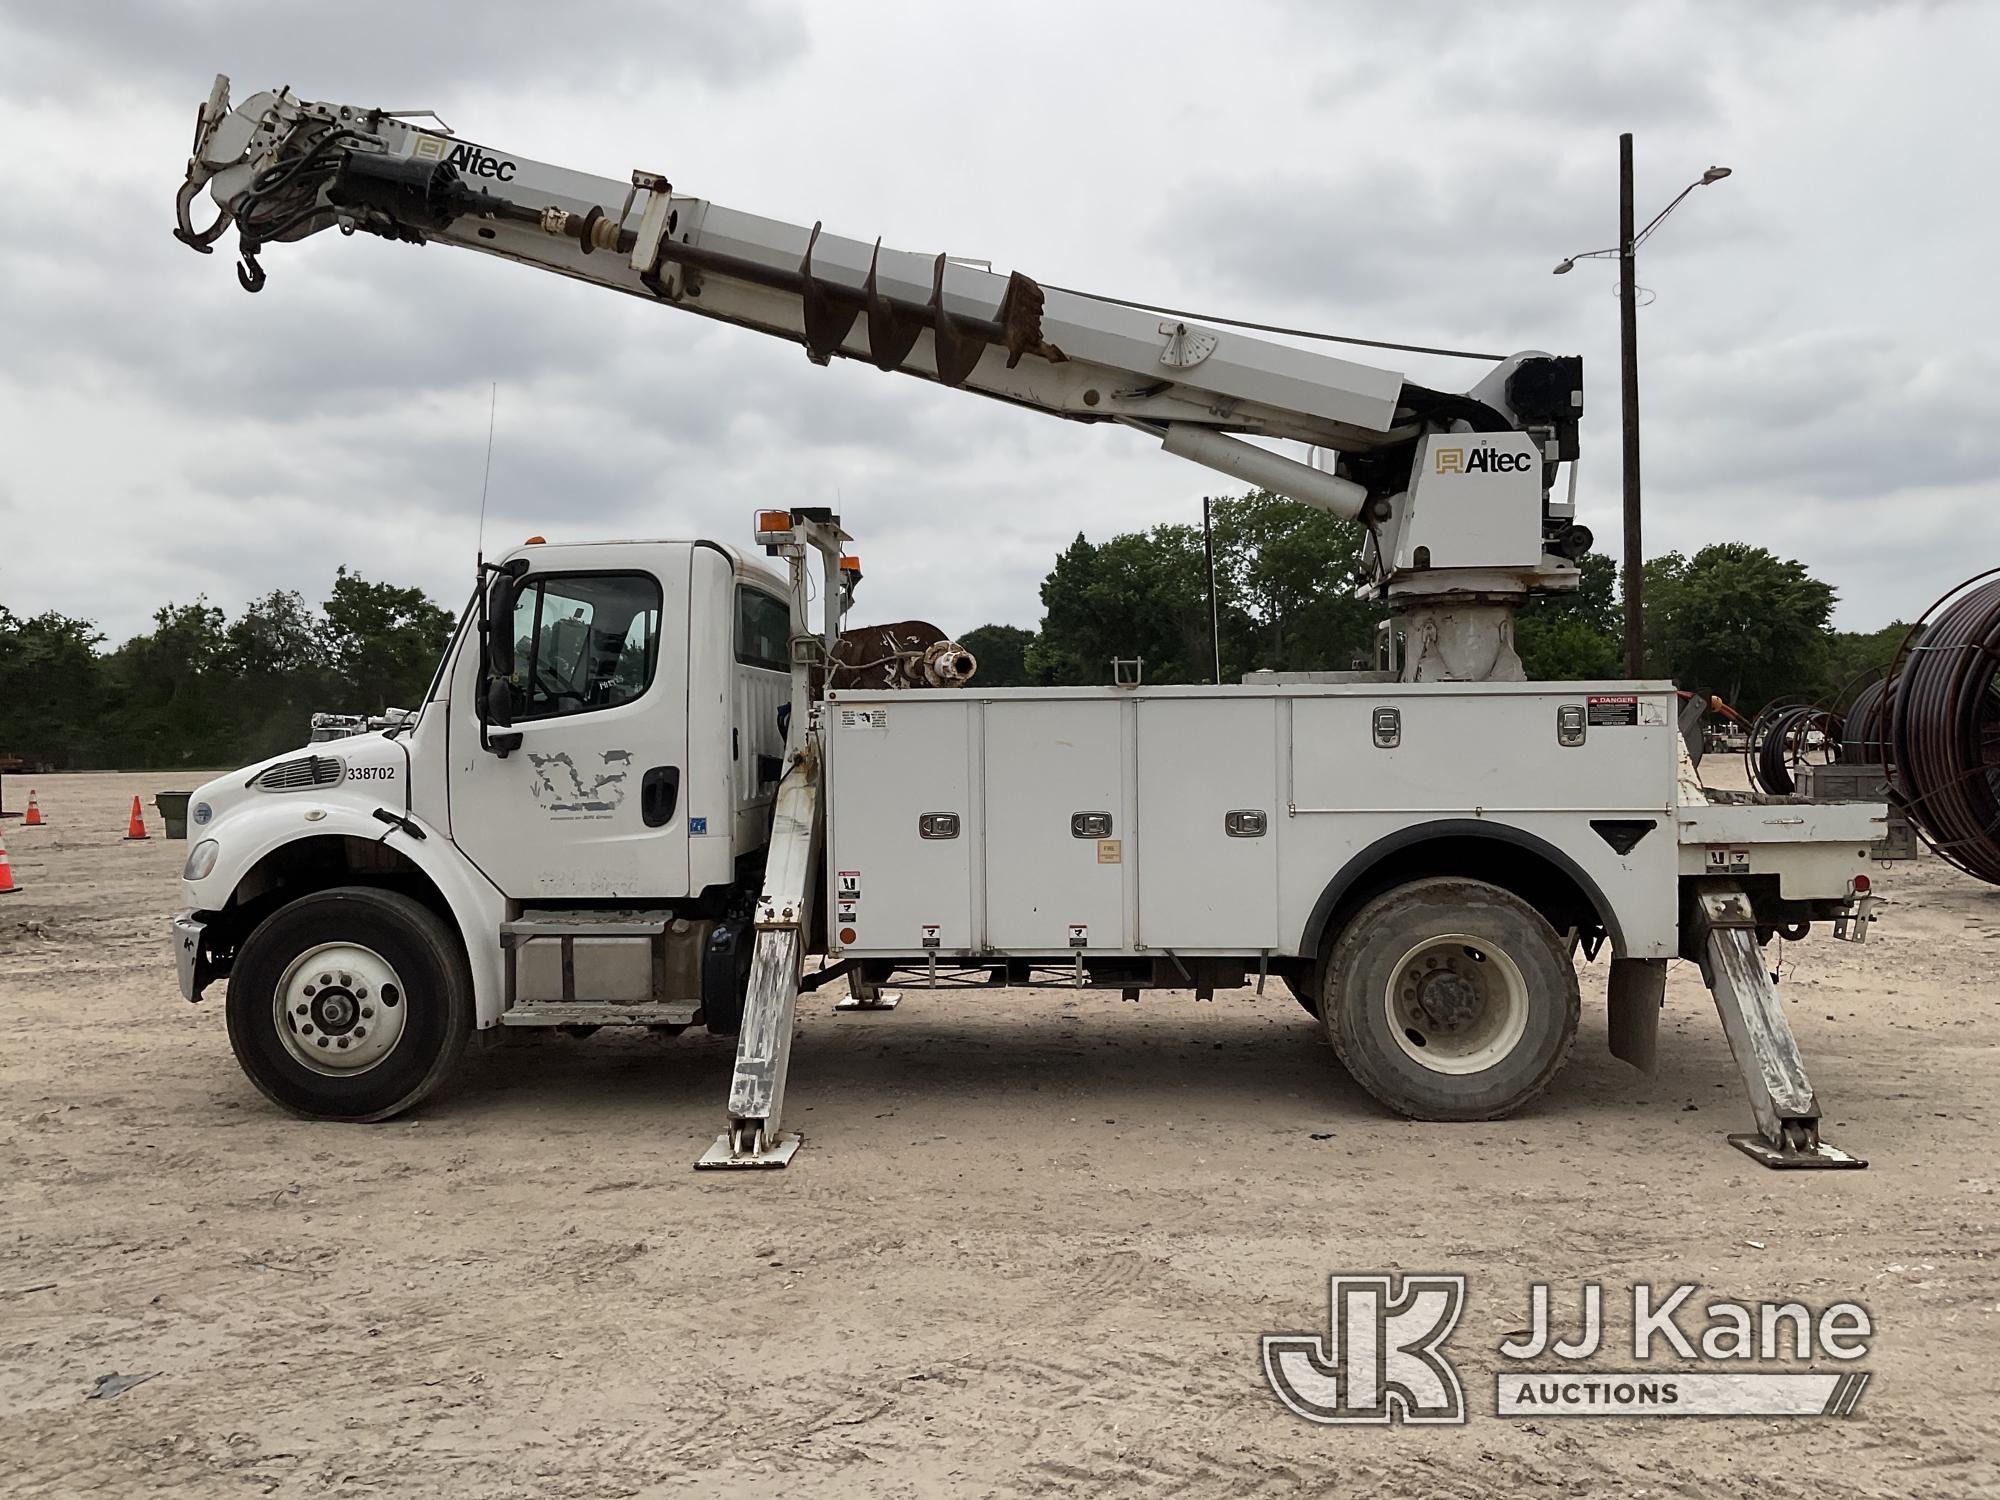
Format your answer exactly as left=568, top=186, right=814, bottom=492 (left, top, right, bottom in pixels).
left=124, top=795, right=150, bottom=841
left=0, top=828, right=20, bottom=894
left=23, top=791, right=43, bottom=827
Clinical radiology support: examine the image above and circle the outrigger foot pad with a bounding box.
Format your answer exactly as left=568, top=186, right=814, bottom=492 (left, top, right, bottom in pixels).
left=696, top=1127, right=803, bottom=1170
left=1728, top=1131, right=1867, bottom=1170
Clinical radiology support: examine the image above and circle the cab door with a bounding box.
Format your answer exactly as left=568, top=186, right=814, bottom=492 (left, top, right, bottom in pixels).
left=448, top=549, right=690, bottom=900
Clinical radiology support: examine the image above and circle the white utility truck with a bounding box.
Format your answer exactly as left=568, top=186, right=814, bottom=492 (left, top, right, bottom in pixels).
left=169, top=76, right=1883, bottom=1170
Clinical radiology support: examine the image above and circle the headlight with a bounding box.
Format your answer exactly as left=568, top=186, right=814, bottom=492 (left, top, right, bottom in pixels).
left=183, top=839, right=220, bottom=881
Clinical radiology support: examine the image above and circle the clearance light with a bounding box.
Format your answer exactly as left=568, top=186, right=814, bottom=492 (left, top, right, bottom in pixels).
left=1851, top=875, right=1870, bottom=895
left=755, top=510, right=793, bottom=534
left=840, top=555, right=862, bottom=573
left=524, top=535, right=546, bottom=545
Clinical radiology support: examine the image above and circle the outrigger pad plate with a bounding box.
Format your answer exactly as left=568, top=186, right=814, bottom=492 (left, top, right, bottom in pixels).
left=834, top=991, right=901, bottom=1012
left=1728, top=1133, right=1868, bottom=1170
left=695, top=1131, right=803, bottom=1170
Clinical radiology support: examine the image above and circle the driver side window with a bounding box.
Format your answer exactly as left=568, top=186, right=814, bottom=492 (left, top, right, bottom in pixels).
left=507, top=572, right=661, bottom=722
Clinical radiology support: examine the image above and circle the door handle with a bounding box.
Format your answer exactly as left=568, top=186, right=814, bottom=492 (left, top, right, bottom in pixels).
left=642, top=766, right=680, bottom=828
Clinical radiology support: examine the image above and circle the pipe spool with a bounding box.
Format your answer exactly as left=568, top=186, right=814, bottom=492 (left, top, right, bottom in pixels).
left=821, top=621, right=977, bottom=693
left=1744, top=702, right=1841, bottom=797
left=1885, top=571, right=2000, bottom=885
left=1838, top=676, right=1894, bottom=764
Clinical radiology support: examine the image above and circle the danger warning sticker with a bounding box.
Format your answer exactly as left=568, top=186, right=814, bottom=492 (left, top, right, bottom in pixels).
left=1586, top=694, right=1639, bottom=727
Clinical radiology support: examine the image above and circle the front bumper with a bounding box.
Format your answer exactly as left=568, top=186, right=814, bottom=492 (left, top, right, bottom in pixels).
left=172, top=909, right=210, bottom=1002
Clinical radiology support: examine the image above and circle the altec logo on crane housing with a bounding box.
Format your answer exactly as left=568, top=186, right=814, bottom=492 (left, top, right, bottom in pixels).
left=1434, top=445, right=1534, bottom=475
left=410, top=133, right=518, bottom=182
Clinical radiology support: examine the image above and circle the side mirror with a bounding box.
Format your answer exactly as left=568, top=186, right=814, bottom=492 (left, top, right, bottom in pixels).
left=483, top=572, right=518, bottom=678
left=481, top=675, right=522, bottom=756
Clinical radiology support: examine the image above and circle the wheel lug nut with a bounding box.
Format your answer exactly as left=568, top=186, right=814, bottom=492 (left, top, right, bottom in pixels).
left=302, top=1024, right=314, bottom=1035
left=316, top=1037, right=330, bottom=1048
left=361, top=1007, right=374, bottom=1019
left=355, top=986, right=368, bottom=999
left=296, top=1004, right=309, bottom=1015
left=337, top=1037, right=349, bottom=1048
left=319, top=974, right=332, bottom=986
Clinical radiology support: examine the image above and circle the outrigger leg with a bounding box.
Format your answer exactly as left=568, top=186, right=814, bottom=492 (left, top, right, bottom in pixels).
left=696, top=745, right=819, bottom=1169
left=1693, top=887, right=1867, bottom=1170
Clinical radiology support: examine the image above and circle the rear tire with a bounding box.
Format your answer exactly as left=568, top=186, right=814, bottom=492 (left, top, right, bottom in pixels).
left=226, top=886, right=473, bottom=1122
left=1322, top=877, right=1578, bottom=1122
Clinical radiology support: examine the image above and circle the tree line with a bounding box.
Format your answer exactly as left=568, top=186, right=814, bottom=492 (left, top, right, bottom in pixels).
left=961, top=490, right=1904, bottom=711
left=0, top=570, right=456, bottom=770
left=1, top=490, right=1901, bottom=770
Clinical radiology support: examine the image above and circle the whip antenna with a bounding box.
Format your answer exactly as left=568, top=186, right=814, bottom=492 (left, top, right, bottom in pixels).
left=475, top=381, right=498, bottom=568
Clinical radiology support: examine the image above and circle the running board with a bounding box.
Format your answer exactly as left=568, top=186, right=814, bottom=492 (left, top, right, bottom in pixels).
left=499, top=1002, right=697, bottom=1027
left=1693, top=888, right=1866, bottom=1170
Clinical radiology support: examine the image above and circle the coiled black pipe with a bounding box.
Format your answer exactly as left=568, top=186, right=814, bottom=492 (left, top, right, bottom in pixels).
left=1746, top=702, right=1839, bottom=796
left=1839, top=677, right=1894, bottom=764
left=1888, top=575, right=2000, bottom=885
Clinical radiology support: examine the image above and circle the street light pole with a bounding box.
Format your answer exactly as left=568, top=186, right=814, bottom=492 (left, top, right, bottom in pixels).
left=1553, top=151, right=1731, bottom=683
left=1618, top=133, right=1643, bottom=678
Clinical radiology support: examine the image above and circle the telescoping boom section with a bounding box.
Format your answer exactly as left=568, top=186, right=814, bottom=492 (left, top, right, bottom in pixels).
left=176, top=75, right=1590, bottom=682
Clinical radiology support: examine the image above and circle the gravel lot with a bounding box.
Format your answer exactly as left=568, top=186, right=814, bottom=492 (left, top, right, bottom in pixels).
left=3, top=768, right=1995, bottom=1497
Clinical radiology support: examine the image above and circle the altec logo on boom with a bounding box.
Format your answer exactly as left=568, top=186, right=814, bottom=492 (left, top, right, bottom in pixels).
left=410, top=133, right=517, bottom=182
left=1435, top=445, right=1533, bottom=475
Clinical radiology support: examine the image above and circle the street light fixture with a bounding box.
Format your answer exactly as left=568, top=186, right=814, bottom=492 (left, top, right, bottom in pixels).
left=1553, top=140, right=1731, bottom=678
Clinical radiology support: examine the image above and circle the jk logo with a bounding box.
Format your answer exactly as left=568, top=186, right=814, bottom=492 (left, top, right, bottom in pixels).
left=1263, top=1274, right=1467, bottom=1425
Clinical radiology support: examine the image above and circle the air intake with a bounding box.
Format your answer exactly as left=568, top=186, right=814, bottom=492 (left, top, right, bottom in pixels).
left=254, top=754, right=344, bottom=792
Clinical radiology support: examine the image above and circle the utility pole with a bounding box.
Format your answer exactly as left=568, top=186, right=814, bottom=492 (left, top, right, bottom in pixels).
left=1202, top=496, right=1222, bottom=685
left=1618, top=132, right=1644, bottom=679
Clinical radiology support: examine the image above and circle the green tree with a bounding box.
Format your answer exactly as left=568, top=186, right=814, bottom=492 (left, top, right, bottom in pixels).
left=229, top=589, right=335, bottom=761
left=320, top=568, right=458, bottom=713
left=0, top=607, right=108, bottom=767
left=1209, top=490, right=1378, bottom=673
left=1820, top=620, right=1911, bottom=702
left=1515, top=551, right=1620, bottom=680
left=1642, top=543, right=1837, bottom=711
left=1026, top=526, right=1224, bottom=685
left=958, top=624, right=1037, bottom=687
left=103, top=600, right=234, bottom=767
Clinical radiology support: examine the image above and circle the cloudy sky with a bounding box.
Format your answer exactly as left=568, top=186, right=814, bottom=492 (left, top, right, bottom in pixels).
left=1, top=0, right=1993, bottom=644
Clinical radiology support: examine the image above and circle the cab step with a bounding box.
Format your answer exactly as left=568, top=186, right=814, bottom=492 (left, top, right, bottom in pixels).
left=500, top=907, right=709, bottom=1017
left=499, top=1001, right=699, bottom=1027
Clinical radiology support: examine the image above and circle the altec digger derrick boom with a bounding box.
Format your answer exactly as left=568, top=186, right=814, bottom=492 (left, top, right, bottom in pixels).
left=176, top=75, right=1588, bottom=685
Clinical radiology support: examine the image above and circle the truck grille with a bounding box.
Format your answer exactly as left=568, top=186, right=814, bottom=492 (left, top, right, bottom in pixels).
left=254, top=754, right=345, bottom=792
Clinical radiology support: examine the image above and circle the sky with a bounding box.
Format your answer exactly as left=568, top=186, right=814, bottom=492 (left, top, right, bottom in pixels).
left=0, top=0, right=1993, bottom=645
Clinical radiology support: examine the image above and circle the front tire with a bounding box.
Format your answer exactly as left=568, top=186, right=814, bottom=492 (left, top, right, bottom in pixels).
left=1322, top=877, right=1578, bottom=1122
left=226, top=886, right=473, bottom=1121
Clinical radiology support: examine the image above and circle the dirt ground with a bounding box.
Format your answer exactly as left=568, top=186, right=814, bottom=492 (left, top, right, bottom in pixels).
left=2, top=768, right=1995, bottom=1498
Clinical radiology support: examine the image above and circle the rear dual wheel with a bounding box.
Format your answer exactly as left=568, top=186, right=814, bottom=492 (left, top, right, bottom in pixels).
left=1321, top=877, right=1578, bottom=1122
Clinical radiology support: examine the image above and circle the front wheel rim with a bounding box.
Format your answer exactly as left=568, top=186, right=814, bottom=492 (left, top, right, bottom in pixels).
left=274, top=941, right=410, bottom=1076
left=1383, top=933, right=1530, bottom=1075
